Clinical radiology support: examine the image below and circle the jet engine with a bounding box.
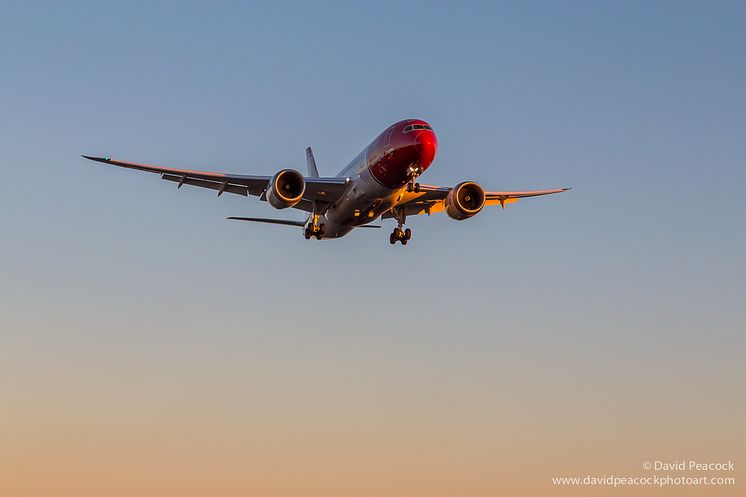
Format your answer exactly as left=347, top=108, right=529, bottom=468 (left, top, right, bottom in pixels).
left=444, top=181, right=486, bottom=220
left=267, top=169, right=305, bottom=209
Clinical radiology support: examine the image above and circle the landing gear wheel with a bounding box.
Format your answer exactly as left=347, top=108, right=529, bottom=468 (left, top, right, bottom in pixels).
left=413, top=183, right=421, bottom=193
left=389, top=226, right=411, bottom=245
left=305, top=222, right=325, bottom=240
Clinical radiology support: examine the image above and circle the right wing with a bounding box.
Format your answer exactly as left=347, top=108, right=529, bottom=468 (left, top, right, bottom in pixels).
left=383, top=184, right=570, bottom=218
left=82, top=155, right=350, bottom=212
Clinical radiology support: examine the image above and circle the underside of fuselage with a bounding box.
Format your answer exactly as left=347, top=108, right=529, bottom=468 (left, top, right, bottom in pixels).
left=310, top=119, right=438, bottom=239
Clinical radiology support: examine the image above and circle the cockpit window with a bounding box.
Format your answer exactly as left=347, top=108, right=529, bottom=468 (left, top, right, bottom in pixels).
left=403, top=124, right=433, bottom=132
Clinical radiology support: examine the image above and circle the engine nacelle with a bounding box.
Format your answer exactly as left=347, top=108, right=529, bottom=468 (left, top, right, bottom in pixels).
left=267, top=169, right=305, bottom=209
left=444, top=181, right=486, bottom=220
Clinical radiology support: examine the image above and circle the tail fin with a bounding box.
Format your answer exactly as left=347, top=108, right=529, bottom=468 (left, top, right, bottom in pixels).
left=306, top=147, right=319, bottom=178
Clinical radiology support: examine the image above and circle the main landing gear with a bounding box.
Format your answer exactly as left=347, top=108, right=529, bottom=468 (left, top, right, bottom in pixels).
left=389, top=207, right=411, bottom=245
left=389, top=227, right=411, bottom=245
left=304, top=223, right=325, bottom=240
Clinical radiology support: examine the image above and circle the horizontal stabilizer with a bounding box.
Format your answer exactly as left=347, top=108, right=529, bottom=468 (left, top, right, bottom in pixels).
left=227, top=217, right=381, bottom=229
left=227, top=217, right=305, bottom=227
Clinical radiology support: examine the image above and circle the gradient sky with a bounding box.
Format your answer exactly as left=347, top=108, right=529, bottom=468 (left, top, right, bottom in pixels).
left=1, top=1, right=744, bottom=496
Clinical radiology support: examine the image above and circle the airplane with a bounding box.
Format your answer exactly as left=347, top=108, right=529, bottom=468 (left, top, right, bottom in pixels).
left=83, top=119, right=569, bottom=245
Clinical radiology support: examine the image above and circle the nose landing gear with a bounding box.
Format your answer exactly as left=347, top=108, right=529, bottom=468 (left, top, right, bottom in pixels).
left=406, top=165, right=423, bottom=193
left=406, top=182, right=421, bottom=193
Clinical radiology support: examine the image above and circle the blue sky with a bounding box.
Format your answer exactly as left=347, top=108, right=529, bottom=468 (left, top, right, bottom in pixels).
left=0, top=2, right=744, bottom=494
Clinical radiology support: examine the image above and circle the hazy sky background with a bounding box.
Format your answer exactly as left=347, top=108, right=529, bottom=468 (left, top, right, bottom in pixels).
left=1, top=1, right=744, bottom=496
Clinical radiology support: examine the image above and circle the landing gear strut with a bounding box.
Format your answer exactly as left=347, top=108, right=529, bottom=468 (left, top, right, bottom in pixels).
left=406, top=165, right=422, bottom=193
left=389, top=208, right=411, bottom=245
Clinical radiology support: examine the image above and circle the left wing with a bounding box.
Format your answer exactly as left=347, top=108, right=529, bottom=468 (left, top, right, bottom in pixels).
left=81, top=155, right=349, bottom=211
left=383, top=184, right=570, bottom=218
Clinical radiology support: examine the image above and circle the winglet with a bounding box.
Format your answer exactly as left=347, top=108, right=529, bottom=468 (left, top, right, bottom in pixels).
left=82, top=155, right=112, bottom=162
left=305, top=147, right=319, bottom=178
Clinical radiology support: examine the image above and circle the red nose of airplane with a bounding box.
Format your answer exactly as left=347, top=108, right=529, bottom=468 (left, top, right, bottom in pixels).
left=414, top=130, right=438, bottom=168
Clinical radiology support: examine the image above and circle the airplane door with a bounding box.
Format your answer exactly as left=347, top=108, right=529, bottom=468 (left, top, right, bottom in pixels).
left=383, top=126, right=395, bottom=148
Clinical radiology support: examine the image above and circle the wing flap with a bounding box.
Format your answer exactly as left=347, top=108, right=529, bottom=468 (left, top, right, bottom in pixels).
left=83, top=155, right=270, bottom=195
left=485, top=187, right=570, bottom=200
left=161, top=174, right=248, bottom=196
left=485, top=197, right=518, bottom=208
left=82, top=155, right=268, bottom=184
